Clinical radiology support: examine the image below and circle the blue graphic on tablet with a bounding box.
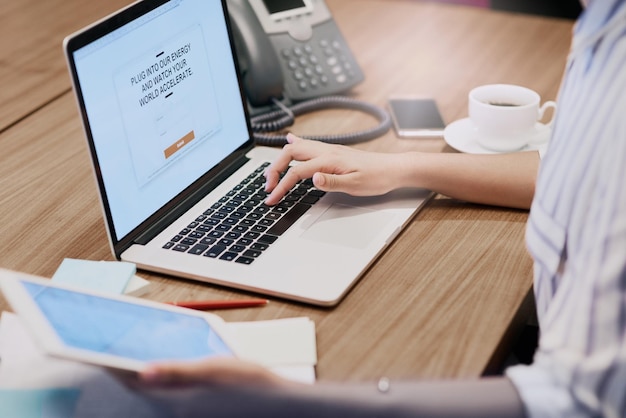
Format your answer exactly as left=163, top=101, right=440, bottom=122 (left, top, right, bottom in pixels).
left=23, top=282, right=232, bottom=361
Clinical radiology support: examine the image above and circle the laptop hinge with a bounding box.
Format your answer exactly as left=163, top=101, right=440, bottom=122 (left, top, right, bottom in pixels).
left=133, top=153, right=250, bottom=246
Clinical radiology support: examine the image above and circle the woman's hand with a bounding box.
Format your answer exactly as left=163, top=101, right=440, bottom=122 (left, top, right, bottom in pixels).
left=264, top=133, right=407, bottom=205
left=263, top=133, right=538, bottom=209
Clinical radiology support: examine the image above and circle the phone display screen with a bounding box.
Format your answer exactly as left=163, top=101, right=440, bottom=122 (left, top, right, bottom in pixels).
left=262, top=0, right=311, bottom=17
left=22, top=281, right=232, bottom=362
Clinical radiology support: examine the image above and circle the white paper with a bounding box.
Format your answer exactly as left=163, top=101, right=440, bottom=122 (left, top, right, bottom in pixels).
left=123, top=275, right=152, bottom=297
left=227, top=317, right=317, bottom=367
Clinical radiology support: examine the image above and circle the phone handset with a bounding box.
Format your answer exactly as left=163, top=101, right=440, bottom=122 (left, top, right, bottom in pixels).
left=227, top=0, right=285, bottom=107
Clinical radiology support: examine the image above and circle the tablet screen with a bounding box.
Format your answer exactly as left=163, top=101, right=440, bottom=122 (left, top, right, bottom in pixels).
left=22, top=281, right=232, bottom=362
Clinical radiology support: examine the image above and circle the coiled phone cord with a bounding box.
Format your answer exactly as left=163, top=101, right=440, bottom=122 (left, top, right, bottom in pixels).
left=250, top=96, right=392, bottom=146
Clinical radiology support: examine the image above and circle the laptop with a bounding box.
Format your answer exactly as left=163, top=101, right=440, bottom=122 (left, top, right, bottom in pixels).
left=63, top=0, right=432, bottom=306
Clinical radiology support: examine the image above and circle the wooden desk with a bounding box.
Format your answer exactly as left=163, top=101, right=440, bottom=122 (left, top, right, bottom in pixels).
left=0, top=0, right=574, bottom=382
left=0, top=0, right=131, bottom=132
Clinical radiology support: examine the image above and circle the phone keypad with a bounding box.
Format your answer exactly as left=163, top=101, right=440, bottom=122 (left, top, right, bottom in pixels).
left=280, top=38, right=361, bottom=98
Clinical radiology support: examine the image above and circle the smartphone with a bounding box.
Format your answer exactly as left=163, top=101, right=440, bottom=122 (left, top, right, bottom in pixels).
left=388, top=97, right=446, bottom=138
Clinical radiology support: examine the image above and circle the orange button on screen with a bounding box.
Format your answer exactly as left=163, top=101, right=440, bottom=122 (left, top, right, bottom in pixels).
left=164, top=130, right=195, bottom=159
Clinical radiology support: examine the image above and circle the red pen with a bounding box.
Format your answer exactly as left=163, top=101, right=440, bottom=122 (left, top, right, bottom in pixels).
left=167, top=298, right=269, bottom=310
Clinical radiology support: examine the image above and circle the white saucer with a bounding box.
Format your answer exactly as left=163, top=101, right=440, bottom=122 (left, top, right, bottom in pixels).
left=443, top=118, right=550, bottom=154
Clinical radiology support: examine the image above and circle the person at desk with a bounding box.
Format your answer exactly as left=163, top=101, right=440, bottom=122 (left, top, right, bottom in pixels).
left=138, top=0, right=626, bottom=416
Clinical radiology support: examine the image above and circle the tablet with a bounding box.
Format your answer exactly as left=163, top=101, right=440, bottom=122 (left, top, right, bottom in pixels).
left=0, top=269, right=237, bottom=373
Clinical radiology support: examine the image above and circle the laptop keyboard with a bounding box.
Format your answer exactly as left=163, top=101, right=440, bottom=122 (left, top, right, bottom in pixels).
left=162, top=162, right=325, bottom=265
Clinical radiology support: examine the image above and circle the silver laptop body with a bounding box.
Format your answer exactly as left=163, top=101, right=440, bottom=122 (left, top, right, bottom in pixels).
left=64, top=0, right=431, bottom=306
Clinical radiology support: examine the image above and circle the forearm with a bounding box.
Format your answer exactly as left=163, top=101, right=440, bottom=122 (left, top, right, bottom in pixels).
left=135, top=352, right=526, bottom=416
left=142, top=376, right=526, bottom=417
left=300, top=376, right=526, bottom=418
left=395, top=151, right=539, bottom=209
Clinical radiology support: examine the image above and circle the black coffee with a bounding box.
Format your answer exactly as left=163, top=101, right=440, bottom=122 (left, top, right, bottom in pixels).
left=488, top=101, right=521, bottom=107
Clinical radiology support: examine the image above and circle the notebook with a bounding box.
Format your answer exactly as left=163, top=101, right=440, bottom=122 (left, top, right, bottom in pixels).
left=63, top=0, right=432, bottom=306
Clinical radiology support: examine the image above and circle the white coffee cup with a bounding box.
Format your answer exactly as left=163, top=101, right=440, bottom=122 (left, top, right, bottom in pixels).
left=469, top=84, right=556, bottom=152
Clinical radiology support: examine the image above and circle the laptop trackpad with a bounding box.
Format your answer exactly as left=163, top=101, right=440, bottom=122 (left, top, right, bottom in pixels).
left=300, top=204, right=393, bottom=249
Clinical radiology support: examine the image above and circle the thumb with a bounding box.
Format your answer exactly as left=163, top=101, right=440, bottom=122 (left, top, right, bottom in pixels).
left=312, top=172, right=349, bottom=193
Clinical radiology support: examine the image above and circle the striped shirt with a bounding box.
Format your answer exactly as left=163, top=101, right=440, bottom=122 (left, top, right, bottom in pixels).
left=506, top=1, right=626, bottom=417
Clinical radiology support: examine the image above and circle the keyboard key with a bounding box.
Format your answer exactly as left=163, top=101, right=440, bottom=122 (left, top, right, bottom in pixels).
left=197, top=225, right=212, bottom=233
left=239, top=205, right=254, bottom=213
left=291, top=188, right=307, bottom=196
left=218, top=238, right=234, bottom=246
left=189, top=244, right=209, bottom=255
left=211, top=212, right=227, bottom=219
left=200, top=237, right=217, bottom=245
left=258, top=234, right=279, bottom=244
left=235, top=256, right=255, bottom=265
left=278, top=200, right=295, bottom=207
left=243, top=249, right=262, bottom=258
left=218, top=206, right=236, bottom=214
left=239, top=219, right=255, bottom=227
left=204, top=245, right=226, bottom=258
left=309, top=190, right=325, bottom=197
left=225, top=199, right=243, bottom=208
left=181, top=237, right=197, bottom=245
left=208, top=231, right=224, bottom=238
left=267, top=203, right=311, bottom=236
left=251, top=243, right=268, bottom=251
left=220, top=252, right=237, bottom=261
left=301, top=195, right=322, bottom=204
left=254, top=205, right=270, bottom=214
left=226, top=231, right=241, bottom=240
left=237, top=238, right=254, bottom=246
left=244, top=231, right=261, bottom=240
left=246, top=198, right=262, bottom=206
left=271, top=206, right=289, bottom=214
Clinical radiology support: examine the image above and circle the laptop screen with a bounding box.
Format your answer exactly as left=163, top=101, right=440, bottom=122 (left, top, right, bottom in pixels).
left=69, top=0, right=250, bottom=242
